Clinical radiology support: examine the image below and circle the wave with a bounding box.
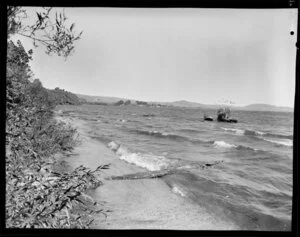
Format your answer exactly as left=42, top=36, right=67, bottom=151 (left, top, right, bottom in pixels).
left=133, top=129, right=188, bottom=142
left=134, top=129, right=220, bottom=147
left=177, top=165, right=193, bottom=170
left=107, top=141, right=225, bottom=173
left=213, top=138, right=291, bottom=151
left=221, top=127, right=265, bottom=136
left=212, top=140, right=259, bottom=152
left=244, top=130, right=266, bottom=136
left=107, top=141, right=170, bottom=171
left=133, top=129, right=265, bottom=151
left=135, top=130, right=259, bottom=151
left=133, top=129, right=264, bottom=151
left=221, top=128, right=245, bottom=135
left=211, top=137, right=292, bottom=151
left=213, top=140, right=237, bottom=149
left=179, top=128, right=203, bottom=134
left=221, top=127, right=293, bottom=140
left=171, top=185, right=186, bottom=197
left=261, top=138, right=293, bottom=147
left=90, top=135, right=112, bottom=144
left=236, top=145, right=258, bottom=152
left=265, top=133, right=293, bottom=140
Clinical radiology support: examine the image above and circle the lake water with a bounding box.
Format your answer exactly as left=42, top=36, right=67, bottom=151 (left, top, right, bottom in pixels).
left=57, top=104, right=293, bottom=230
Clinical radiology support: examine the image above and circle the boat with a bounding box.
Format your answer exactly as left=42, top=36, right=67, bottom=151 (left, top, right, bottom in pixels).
left=220, top=118, right=238, bottom=123
left=204, top=115, right=214, bottom=121
left=217, top=107, right=238, bottom=123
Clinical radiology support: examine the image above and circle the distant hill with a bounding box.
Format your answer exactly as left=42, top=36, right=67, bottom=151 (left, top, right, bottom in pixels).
left=241, top=104, right=293, bottom=112
left=159, top=100, right=222, bottom=109
left=160, top=100, right=206, bottom=108
left=157, top=101, right=293, bottom=112
left=75, top=94, right=293, bottom=112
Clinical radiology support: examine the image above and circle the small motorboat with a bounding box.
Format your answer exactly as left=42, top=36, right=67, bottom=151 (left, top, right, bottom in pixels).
left=204, top=115, right=214, bottom=121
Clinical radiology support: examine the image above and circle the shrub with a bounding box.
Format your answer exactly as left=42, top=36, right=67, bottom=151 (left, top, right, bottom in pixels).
left=6, top=40, right=108, bottom=228
left=114, top=100, right=124, bottom=106
left=124, top=100, right=131, bottom=105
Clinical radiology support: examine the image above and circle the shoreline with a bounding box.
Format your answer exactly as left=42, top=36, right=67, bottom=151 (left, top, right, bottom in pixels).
left=54, top=111, right=239, bottom=230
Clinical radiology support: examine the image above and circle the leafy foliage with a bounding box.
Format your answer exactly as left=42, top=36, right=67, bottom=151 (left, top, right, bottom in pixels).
left=7, top=7, right=83, bottom=58
left=48, top=87, right=81, bottom=105
left=113, top=99, right=132, bottom=106
left=6, top=163, right=109, bottom=228
left=136, top=100, right=148, bottom=105
left=124, top=100, right=131, bottom=105
left=84, top=101, right=108, bottom=106
left=6, top=40, right=109, bottom=228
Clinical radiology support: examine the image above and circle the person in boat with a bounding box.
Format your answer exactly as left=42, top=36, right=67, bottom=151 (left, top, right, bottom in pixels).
left=217, top=107, right=238, bottom=123
left=217, top=107, right=230, bottom=122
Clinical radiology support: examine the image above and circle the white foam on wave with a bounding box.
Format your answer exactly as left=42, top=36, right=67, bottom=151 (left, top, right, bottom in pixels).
left=262, top=138, right=293, bottom=147
left=108, top=141, right=169, bottom=171
left=148, top=130, right=172, bottom=137
left=177, top=165, right=193, bottom=170
left=221, top=127, right=265, bottom=136
left=213, top=140, right=237, bottom=149
left=221, top=127, right=244, bottom=135
left=149, top=130, right=160, bottom=135
left=254, top=130, right=265, bottom=136
left=108, top=141, right=120, bottom=151
left=172, top=185, right=186, bottom=197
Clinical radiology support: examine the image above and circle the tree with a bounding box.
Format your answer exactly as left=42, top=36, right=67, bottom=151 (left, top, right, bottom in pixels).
left=114, top=100, right=124, bottom=106
left=7, top=6, right=83, bottom=58
left=124, top=100, right=131, bottom=105
left=6, top=40, right=34, bottom=121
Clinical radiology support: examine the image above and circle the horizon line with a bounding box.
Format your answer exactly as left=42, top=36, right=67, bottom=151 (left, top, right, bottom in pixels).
left=70, top=91, right=294, bottom=109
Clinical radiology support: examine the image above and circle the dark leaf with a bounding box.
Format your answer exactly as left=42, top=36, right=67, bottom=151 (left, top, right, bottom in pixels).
left=70, top=23, right=74, bottom=32
left=36, top=12, right=42, bottom=22
left=74, top=198, right=85, bottom=205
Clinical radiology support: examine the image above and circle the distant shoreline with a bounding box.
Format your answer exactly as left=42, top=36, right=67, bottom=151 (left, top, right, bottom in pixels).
left=75, top=94, right=293, bottom=113
left=79, top=102, right=294, bottom=113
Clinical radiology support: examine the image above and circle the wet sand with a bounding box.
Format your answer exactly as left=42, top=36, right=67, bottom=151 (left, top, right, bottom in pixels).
left=55, top=114, right=239, bottom=230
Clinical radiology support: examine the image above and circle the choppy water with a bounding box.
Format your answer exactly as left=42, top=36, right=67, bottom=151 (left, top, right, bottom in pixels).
left=57, top=104, right=293, bottom=230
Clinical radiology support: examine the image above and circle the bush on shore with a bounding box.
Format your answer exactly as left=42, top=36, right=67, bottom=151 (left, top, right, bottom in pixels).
left=6, top=40, right=109, bottom=228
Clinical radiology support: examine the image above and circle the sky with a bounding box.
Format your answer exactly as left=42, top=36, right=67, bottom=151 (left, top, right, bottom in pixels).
left=15, top=7, right=297, bottom=107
